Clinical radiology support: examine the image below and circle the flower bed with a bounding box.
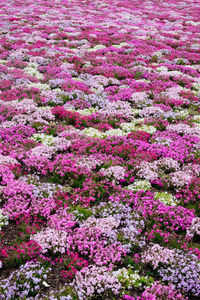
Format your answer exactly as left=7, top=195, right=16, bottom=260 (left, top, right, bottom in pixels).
left=0, top=0, right=200, bottom=299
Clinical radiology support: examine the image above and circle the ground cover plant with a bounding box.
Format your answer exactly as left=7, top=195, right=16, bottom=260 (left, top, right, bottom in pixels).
left=0, top=0, right=200, bottom=299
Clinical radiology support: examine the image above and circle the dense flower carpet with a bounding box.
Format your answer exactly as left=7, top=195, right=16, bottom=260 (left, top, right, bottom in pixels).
left=0, top=0, right=200, bottom=299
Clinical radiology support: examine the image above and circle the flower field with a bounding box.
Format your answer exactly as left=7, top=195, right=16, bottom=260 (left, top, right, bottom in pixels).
left=0, top=0, right=200, bottom=299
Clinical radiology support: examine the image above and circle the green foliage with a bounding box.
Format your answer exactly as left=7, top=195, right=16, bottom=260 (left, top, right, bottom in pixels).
left=134, top=71, right=143, bottom=79
left=32, top=122, right=44, bottom=130
left=60, top=94, right=70, bottom=102
left=72, top=174, right=86, bottom=188
left=123, top=256, right=140, bottom=271
left=55, top=286, right=79, bottom=300
left=46, top=127, right=57, bottom=136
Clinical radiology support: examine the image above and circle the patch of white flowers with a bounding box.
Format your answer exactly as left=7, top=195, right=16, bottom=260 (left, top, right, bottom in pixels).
left=156, top=66, right=168, bottom=72
left=154, top=192, right=178, bottom=206
left=120, top=121, right=138, bottom=132
left=24, top=62, right=44, bottom=80
left=112, top=42, right=129, bottom=48
left=131, top=109, right=141, bottom=116
left=113, top=267, right=153, bottom=289
left=83, top=127, right=104, bottom=138
left=84, top=127, right=130, bottom=138
left=104, top=128, right=128, bottom=137
left=173, top=109, right=189, bottom=120
left=0, top=209, right=9, bottom=231
left=73, top=108, right=98, bottom=116
left=193, top=115, right=200, bottom=123
left=27, top=82, right=50, bottom=90
left=87, top=44, right=106, bottom=52
left=32, top=133, right=55, bottom=146
left=192, top=82, right=200, bottom=97
left=121, top=121, right=156, bottom=134
left=138, top=125, right=157, bottom=134
left=126, top=180, right=151, bottom=192
left=0, top=59, right=7, bottom=65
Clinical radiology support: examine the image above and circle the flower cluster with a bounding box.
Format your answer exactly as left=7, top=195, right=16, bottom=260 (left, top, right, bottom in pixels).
left=69, top=227, right=126, bottom=268
left=141, top=281, right=186, bottom=300
left=59, top=251, right=88, bottom=280
left=0, top=261, right=50, bottom=299
left=99, top=166, right=126, bottom=183
left=73, top=265, right=122, bottom=299
left=31, top=227, right=69, bottom=254
left=186, top=217, right=200, bottom=240
left=158, top=251, right=200, bottom=296
left=141, top=244, right=175, bottom=269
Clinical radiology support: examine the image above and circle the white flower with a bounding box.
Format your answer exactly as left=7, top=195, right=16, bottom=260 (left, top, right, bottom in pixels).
left=42, top=281, right=50, bottom=287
